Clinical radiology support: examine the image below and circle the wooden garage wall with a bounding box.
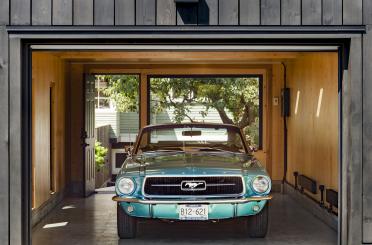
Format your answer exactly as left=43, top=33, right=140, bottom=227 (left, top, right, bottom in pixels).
left=32, top=53, right=67, bottom=209
left=270, top=64, right=285, bottom=182
left=285, top=52, right=339, bottom=201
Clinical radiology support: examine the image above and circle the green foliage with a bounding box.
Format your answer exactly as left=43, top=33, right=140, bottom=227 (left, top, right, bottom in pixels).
left=98, top=75, right=140, bottom=112
left=99, top=75, right=260, bottom=147
left=95, top=141, right=108, bottom=170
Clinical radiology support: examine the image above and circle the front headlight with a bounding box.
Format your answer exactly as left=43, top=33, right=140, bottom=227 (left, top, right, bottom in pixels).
left=117, top=177, right=136, bottom=195
left=252, top=176, right=270, bottom=194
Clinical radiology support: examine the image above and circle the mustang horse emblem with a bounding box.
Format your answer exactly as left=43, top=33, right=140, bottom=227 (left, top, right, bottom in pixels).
left=184, top=182, right=203, bottom=189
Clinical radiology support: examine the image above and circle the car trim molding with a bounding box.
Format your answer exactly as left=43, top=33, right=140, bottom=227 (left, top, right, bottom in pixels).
left=112, top=195, right=272, bottom=204
left=141, top=175, right=246, bottom=198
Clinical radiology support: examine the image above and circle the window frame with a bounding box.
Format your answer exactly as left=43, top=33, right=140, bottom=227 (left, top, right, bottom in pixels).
left=147, top=74, right=264, bottom=149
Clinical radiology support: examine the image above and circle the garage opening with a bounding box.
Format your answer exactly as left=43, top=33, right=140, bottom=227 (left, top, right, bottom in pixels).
left=30, top=49, right=339, bottom=244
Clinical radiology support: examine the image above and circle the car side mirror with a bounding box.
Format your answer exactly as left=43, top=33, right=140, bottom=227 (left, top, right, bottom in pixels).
left=127, top=146, right=134, bottom=158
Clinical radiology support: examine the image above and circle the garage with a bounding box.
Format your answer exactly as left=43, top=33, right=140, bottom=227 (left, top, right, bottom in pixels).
left=1, top=1, right=370, bottom=245
left=25, top=47, right=339, bottom=244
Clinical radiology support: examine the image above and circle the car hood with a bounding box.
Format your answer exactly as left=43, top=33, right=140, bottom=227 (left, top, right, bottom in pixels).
left=122, top=152, right=267, bottom=176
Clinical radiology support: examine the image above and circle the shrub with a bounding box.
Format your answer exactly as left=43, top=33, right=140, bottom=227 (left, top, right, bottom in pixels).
left=95, top=141, right=108, bottom=171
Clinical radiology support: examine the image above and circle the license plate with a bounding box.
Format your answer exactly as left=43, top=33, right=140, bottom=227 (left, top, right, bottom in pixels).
left=179, top=204, right=208, bottom=220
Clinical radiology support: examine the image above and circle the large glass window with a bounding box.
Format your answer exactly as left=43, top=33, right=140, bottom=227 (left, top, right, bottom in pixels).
left=149, top=75, right=262, bottom=148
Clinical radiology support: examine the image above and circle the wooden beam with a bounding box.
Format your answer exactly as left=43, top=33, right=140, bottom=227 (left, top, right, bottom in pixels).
left=53, top=51, right=301, bottom=61
left=139, top=73, right=148, bottom=128
left=85, top=64, right=269, bottom=75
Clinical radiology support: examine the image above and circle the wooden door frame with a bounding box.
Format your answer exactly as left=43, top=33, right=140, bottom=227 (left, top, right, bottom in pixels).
left=7, top=34, right=359, bottom=245
left=85, top=65, right=270, bottom=170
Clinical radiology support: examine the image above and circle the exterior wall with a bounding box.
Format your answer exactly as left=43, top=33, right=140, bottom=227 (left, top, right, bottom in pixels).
left=0, top=1, right=371, bottom=245
left=95, top=110, right=118, bottom=138
left=0, top=0, right=367, bottom=27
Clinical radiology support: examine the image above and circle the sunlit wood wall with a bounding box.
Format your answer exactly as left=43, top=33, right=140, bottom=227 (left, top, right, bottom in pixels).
left=32, top=53, right=67, bottom=209
left=285, top=53, right=339, bottom=201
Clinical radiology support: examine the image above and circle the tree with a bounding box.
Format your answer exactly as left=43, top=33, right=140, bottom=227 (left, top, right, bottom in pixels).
left=100, top=75, right=260, bottom=145
left=98, top=75, right=140, bottom=112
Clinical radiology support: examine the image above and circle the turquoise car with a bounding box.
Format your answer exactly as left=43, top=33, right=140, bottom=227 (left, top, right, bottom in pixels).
left=112, top=123, right=272, bottom=239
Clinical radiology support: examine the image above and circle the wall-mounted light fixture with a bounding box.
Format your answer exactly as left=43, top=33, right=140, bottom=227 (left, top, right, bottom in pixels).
left=316, top=88, right=324, bottom=118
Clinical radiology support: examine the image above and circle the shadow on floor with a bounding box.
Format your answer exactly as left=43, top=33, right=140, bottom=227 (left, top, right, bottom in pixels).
left=32, top=193, right=337, bottom=245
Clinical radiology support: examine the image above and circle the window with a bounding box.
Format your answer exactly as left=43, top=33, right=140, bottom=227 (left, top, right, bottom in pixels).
left=149, top=75, right=262, bottom=148
left=95, top=78, right=113, bottom=110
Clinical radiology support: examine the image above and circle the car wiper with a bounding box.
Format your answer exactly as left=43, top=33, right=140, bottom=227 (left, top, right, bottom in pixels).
left=145, top=149, right=185, bottom=154
left=196, top=147, right=224, bottom=152
left=195, top=147, right=238, bottom=155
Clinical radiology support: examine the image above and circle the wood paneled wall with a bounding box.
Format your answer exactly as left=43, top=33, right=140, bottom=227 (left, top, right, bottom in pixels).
left=4, top=0, right=369, bottom=26
left=270, top=64, right=285, bottom=181
left=285, top=53, right=339, bottom=200
left=32, top=53, right=67, bottom=209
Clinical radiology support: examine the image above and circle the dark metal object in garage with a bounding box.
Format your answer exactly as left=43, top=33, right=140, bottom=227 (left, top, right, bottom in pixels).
left=326, top=189, right=338, bottom=210
left=298, top=174, right=317, bottom=194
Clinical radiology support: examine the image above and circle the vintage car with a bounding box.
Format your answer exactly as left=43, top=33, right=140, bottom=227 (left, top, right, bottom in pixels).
left=112, top=123, right=272, bottom=239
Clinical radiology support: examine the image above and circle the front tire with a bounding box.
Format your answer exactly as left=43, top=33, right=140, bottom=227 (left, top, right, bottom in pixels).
left=117, top=203, right=137, bottom=239
left=246, top=202, right=269, bottom=238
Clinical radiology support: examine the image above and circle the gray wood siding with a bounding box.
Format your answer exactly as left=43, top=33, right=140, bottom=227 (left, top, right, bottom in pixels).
left=136, top=0, right=156, bottom=25
left=322, top=0, right=342, bottom=25
left=240, top=0, right=260, bottom=25
left=363, top=26, right=372, bottom=244
left=261, top=0, right=281, bottom=25
left=0, top=0, right=9, bottom=24
left=32, top=0, right=51, bottom=25
left=281, top=0, right=301, bottom=25
left=53, top=0, right=73, bottom=25
left=10, top=0, right=30, bottom=25
left=364, top=0, right=372, bottom=24
left=346, top=36, right=363, bottom=245
left=74, top=0, right=94, bottom=25
left=302, top=0, right=322, bottom=25
left=157, top=0, right=177, bottom=25
left=218, top=0, right=239, bottom=25
left=115, top=0, right=135, bottom=25
left=94, top=0, right=115, bottom=25
left=0, top=25, right=9, bottom=245
left=2, top=0, right=364, bottom=26
left=9, top=37, right=22, bottom=245
left=344, top=0, right=362, bottom=25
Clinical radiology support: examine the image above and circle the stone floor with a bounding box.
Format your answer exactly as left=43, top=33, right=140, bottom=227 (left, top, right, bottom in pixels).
left=32, top=193, right=337, bottom=245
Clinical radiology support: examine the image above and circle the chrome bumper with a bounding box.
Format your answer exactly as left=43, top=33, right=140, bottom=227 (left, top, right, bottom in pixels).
left=112, top=195, right=272, bottom=204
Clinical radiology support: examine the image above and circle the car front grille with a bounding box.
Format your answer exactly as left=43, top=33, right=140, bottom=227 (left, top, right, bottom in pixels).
left=143, top=176, right=244, bottom=197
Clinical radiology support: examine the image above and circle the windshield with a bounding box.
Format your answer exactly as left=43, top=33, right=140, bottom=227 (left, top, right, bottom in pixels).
left=136, top=126, right=247, bottom=154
